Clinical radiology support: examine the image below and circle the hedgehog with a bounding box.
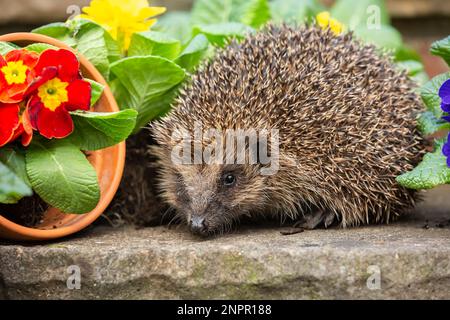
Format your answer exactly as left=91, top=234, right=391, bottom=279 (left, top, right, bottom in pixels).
left=151, top=24, right=425, bottom=237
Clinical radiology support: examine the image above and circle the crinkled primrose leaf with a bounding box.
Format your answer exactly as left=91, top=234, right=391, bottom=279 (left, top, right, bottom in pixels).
left=417, top=111, right=450, bottom=136
left=128, top=31, right=182, bottom=60
left=191, top=0, right=271, bottom=28
left=73, top=20, right=121, bottom=79
left=431, top=36, right=450, bottom=66
left=396, top=140, right=450, bottom=190
left=32, top=22, right=78, bottom=46
left=0, top=41, right=19, bottom=55
left=0, top=147, right=30, bottom=187
left=395, top=45, right=422, bottom=62
left=230, top=0, right=271, bottom=29
left=110, top=56, right=186, bottom=131
left=68, top=109, right=137, bottom=151
left=193, top=22, right=254, bottom=47
left=420, top=72, right=450, bottom=118
left=154, top=12, right=192, bottom=44
left=175, top=34, right=210, bottom=72
left=24, top=43, right=57, bottom=54
left=25, top=139, right=100, bottom=214
left=0, top=158, right=32, bottom=205
left=86, top=79, right=104, bottom=107
left=396, top=60, right=424, bottom=77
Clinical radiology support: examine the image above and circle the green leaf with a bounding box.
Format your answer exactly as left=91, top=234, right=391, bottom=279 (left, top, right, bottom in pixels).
left=26, top=139, right=100, bottom=214
left=331, top=0, right=389, bottom=30
left=0, top=162, right=32, bottom=204
left=154, top=12, right=193, bottom=44
left=191, top=0, right=233, bottom=25
left=0, top=42, right=19, bottom=55
left=417, top=111, right=450, bottom=136
left=396, top=60, right=424, bottom=77
left=0, top=148, right=32, bottom=204
left=72, top=20, right=121, bottom=80
left=191, top=0, right=270, bottom=28
left=193, top=22, right=254, bottom=47
left=230, top=0, right=271, bottom=28
left=110, top=56, right=186, bottom=131
left=32, top=22, right=77, bottom=46
left=411, top=71, right=429, bottom=86
left=68, top=110, right=137, bottom=151
left=397, top=141, right=450, bottom=189
left=86, top=79, right=104, bottom=106
left=128, top=31, right=182, bottom=60
left=0, top=147, right=30, bottom=186
left=430, top=36, right=450, bottom=66
left=175, top=34, right=210, bottom=72
left=270, top=0, right=324, bottom=24
left=353, top=25, right=402, bottom=53
left=131, top=85, right=181, bottom=134
left=24, top=43, right=57, bottom=54
left=395, top=45, right=422, bottom=62
left=420, top=72, right=450, bottom=118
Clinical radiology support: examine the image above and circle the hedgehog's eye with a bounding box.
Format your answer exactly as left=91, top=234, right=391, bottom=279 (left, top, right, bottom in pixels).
left=222, top=173, right=236, bottom=187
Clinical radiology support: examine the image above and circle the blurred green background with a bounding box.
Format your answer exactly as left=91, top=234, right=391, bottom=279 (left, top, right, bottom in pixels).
left=0, top=0, right=449, bottom=76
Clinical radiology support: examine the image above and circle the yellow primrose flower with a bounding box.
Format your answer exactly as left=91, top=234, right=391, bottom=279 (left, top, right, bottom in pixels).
left=316, top=11, right=344, bottom=36
left=79, top=0, right=166, bottom=51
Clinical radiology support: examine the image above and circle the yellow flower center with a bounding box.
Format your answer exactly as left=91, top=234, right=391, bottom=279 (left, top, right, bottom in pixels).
left=1, top=61, right=28, bottom=85
left=38, top=78, right=69, bottom=111
left=316, top=11, right=344, bottom=36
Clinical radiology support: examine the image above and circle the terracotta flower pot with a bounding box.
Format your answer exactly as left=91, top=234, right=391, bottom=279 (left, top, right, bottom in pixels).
left=0, top=33, right=125, bottom=241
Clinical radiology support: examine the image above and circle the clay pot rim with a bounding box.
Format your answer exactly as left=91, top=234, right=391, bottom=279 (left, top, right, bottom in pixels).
left=0, top=32, right=125, bottom=241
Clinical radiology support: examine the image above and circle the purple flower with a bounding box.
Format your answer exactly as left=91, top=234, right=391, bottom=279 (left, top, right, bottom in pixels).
left=440, top=79, right=450, bottom=113
left=442, top=133, right=450, bottom=167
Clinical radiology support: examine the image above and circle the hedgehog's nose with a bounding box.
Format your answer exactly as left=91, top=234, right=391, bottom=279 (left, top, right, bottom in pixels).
left=189, top=216, right=208, bottom=236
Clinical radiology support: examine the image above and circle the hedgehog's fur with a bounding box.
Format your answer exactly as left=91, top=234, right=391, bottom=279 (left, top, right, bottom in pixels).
left=151, top=25, right=425, bottom=236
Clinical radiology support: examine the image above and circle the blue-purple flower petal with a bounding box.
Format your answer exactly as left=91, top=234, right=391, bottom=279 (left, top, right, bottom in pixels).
left=441, top=101, right=450, bottom=113
left=443, top=134, right=450, bottom=169
left=439, top=79, right=450, bottom=104
left=443, top=141, right=450, bottom=157
left=442, top=133, right=450, bottom=168
left=442, top=115, right=450, bottom=122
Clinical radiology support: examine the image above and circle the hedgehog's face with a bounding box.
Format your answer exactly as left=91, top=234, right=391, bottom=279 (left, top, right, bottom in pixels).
left=162, top=163, right=267, bottom=237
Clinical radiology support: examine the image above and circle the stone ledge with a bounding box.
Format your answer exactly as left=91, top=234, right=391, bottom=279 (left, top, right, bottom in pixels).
left=1, top=218, right=449, bottom=299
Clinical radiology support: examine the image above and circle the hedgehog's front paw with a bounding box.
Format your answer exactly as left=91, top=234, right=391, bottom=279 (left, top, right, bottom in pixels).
left=294, top=210, right=336, bottom=229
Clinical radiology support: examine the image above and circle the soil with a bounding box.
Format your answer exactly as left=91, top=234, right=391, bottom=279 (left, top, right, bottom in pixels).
left=100, top=129, right=171, bottom=228
left=0, top=194, right=47, bottom=227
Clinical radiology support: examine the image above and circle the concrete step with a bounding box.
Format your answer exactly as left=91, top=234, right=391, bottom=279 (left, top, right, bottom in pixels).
left=1, top=216, right=449, bottom=299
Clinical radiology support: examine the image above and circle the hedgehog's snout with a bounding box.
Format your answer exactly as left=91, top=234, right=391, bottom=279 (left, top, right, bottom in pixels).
left=189, top=215, right=209, bottom=237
